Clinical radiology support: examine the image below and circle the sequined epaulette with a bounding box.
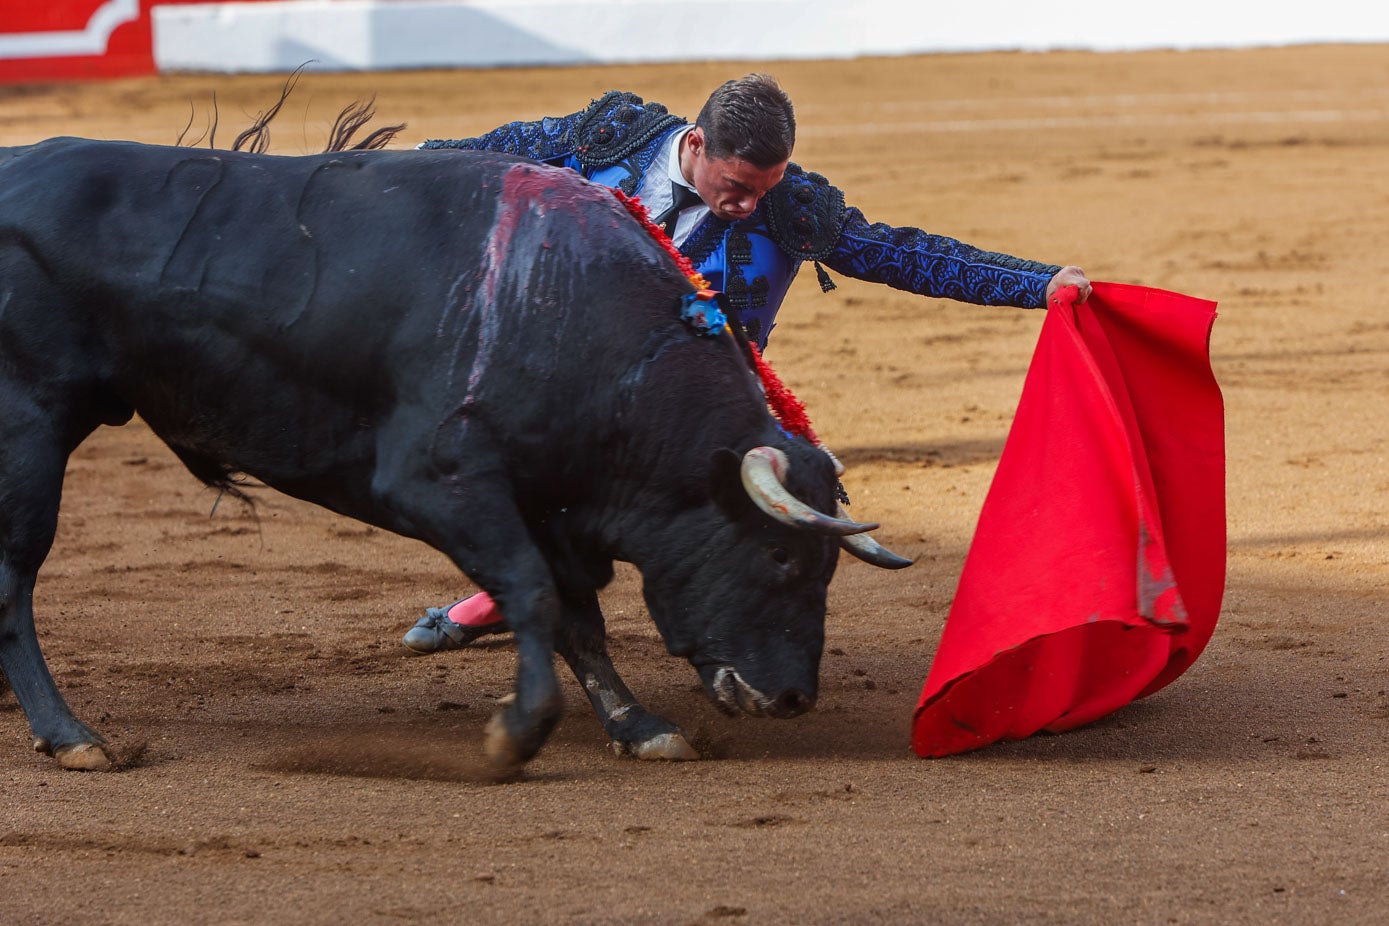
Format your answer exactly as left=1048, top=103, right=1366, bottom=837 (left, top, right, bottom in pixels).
left=416, top=113, right=575, bottom=162
left=573, top=91, right=687, bottom=169
left=763, top=163, right=847, bottom=262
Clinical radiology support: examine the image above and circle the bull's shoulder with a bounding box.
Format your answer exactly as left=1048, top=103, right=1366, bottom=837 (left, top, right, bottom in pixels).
left=762, top=162, right=848, bottom=262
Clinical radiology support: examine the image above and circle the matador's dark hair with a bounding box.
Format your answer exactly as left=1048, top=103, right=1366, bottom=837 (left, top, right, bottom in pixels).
left=695, top=73, right=795, bottom=169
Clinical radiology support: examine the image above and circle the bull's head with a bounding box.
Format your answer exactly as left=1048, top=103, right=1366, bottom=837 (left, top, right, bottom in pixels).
left=638, top=441, right=911, bottom=721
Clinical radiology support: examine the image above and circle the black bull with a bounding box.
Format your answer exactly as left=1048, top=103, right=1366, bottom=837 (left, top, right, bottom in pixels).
left=0, top=138, right=908, bottom=774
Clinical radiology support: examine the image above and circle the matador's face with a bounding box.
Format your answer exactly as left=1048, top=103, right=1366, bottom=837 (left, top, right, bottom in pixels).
left=681, top=127, right=787, bottom=222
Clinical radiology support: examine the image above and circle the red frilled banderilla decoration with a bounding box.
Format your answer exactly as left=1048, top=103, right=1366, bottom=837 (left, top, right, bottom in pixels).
left=913, top=282, right=1225, bottom=757
left=612, top=188, right=822, bottom=449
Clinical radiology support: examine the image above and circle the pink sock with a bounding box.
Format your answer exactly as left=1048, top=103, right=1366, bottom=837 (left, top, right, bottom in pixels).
left=445, top=592, right=503, bottom=627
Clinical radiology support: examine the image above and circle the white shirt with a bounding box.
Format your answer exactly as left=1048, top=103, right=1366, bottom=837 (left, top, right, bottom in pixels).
left=635, top=125, right=709, bottom=247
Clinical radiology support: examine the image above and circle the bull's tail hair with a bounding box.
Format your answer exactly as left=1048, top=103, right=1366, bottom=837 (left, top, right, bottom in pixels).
left=230, top=64, right=308, bottom=154
left=175, top=91, right=220, bottom=149
left=174, top=62, right=407, bottom=155
left=168, top=445, right=255, bottom=507
left=325, top=96, right=405, bottom=152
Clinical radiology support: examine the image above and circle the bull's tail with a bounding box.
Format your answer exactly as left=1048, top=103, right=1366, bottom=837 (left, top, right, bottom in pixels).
left=175, top=63, right=405, bottom=155
left=167, top=444, right=254, bottom=505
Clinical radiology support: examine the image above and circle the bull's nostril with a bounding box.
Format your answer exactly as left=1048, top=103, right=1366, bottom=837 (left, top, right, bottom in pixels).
left=776, top=689, right=815, bottom=717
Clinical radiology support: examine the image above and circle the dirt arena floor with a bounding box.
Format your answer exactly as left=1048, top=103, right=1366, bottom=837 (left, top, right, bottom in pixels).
left=2, top=43, right=1387, bottom=925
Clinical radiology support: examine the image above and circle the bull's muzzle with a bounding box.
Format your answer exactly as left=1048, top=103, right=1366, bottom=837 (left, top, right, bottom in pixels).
left=703, top=666, right=816, bottom=719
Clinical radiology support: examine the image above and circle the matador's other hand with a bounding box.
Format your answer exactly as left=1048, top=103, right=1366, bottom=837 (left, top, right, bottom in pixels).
left=1046, top=266, right=1092, bottom=305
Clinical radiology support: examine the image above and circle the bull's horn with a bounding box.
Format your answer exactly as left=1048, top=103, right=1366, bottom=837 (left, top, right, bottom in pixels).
left=837, top=506, right=914, bottom=569
left=740, top=447, right=877, bottom=536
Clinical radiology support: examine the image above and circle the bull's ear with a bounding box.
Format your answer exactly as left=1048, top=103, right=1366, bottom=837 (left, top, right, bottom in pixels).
left=708, top=447, right=753, bottom=518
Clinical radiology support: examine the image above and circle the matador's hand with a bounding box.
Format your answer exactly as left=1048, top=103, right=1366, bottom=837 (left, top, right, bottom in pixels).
left=1046, top=266, right=1092, bottom=305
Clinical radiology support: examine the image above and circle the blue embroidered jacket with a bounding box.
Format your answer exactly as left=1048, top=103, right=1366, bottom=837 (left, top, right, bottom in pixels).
left=421, top=91, right=1060, bottom=350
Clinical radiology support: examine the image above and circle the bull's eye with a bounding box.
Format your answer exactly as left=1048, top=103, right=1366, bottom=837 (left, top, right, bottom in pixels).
left=771, top=547, right=790, bottom=565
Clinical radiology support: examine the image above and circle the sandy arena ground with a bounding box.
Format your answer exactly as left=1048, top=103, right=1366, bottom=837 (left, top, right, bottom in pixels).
left=1, top=44, right=1387, bottom=925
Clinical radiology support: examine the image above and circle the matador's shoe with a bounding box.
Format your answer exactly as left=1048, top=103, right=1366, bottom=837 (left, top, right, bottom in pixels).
left=402, top=594, right=510, bottom=654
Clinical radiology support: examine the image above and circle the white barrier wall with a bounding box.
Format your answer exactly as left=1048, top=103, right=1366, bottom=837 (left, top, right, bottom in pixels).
left=152, top=0, right=1389, bottom=74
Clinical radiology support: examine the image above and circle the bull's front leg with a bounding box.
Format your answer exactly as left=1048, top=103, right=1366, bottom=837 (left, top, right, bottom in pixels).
left=373, top=441, right=566, bottom=774
left=481, top=576, right=566, bottom=776
left=555, top=591, right=698, bottom=761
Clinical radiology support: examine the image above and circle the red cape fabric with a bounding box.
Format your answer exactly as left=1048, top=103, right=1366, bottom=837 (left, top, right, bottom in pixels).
left=912, top=282, right=1224, bottom=758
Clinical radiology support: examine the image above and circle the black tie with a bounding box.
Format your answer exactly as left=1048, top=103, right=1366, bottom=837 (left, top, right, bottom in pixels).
left=655, top=181, right=701, bottom=238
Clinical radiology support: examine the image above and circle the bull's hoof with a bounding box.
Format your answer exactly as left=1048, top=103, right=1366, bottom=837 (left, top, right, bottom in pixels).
left=54, top=742, right=112, bottom=772
left=482, top=713, right=527, bottom=780
left=612, top=732, right=700, bottom=761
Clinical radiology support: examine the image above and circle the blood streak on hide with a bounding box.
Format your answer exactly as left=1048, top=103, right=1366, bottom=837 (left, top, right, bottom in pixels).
left=462, top=163, right=605, bottom=401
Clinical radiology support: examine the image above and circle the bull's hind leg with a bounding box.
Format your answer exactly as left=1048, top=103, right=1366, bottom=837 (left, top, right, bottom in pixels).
left=555, top=591, right=698, bottom=761
left=0, top=567, right=108, bottom=769
left=0, top=408, right=109, bottom=770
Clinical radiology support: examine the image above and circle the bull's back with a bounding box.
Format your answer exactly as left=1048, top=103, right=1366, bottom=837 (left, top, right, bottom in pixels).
left=0, top=137, right=709, bottom=517
left=2, top=138, right=495, bottom=335
left=0, top=138, right=671, bottom=400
